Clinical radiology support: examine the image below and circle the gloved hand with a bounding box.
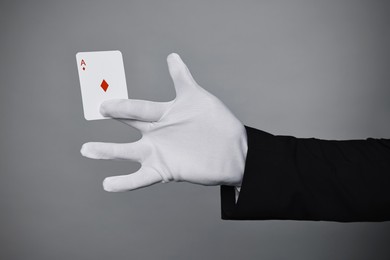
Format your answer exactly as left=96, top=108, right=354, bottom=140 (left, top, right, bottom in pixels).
left=81, top=53, right=248, bottom=192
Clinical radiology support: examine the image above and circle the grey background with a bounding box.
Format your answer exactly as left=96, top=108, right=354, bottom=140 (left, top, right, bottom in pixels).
left=1, top=0, right=389, bottom=259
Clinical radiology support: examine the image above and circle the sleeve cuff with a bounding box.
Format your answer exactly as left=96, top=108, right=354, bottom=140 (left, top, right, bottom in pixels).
left=220, top=126, right=277, bottom=220
left=220, top=125, right=296, bottom=220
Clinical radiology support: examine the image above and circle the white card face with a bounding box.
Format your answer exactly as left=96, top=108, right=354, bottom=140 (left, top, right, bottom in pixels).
left=76, top=50, right=128, bottom=120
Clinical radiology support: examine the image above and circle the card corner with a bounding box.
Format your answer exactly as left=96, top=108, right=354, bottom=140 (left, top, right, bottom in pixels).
left=113, top=50, right=122, bottom=56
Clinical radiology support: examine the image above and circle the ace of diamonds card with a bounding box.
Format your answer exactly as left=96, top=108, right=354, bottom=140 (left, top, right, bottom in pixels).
left=76, top=50, right=128, bottom=120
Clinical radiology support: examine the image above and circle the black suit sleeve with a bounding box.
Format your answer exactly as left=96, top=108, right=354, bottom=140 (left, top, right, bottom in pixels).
left=221, top=126, right=390, bottom=222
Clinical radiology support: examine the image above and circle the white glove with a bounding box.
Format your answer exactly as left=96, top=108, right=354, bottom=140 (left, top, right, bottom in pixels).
left=81, top=53, right=248, bottom=192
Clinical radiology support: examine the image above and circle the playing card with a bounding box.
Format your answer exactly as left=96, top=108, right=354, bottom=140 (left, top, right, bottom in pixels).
left=76, top=50, right=128, bottom=120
